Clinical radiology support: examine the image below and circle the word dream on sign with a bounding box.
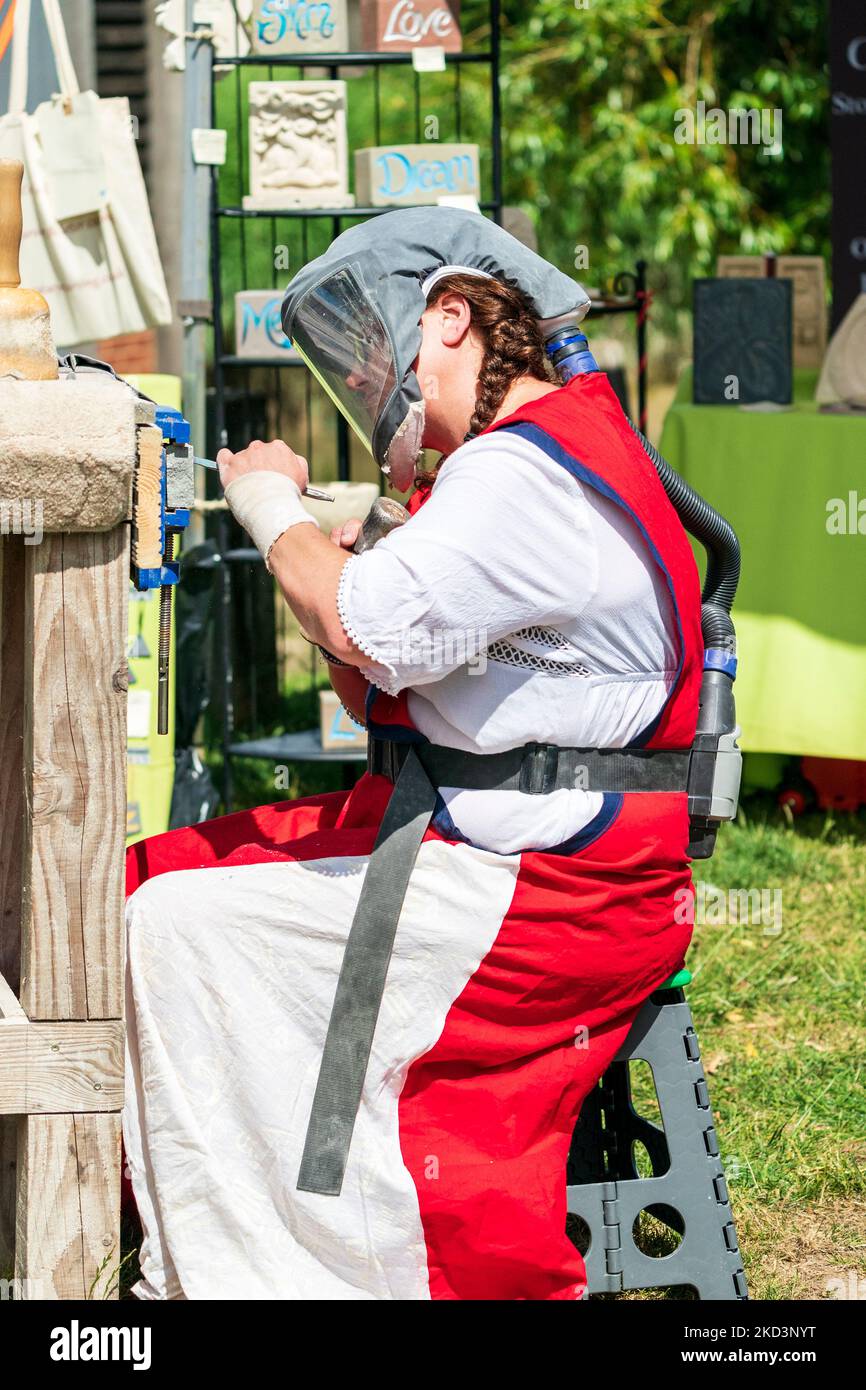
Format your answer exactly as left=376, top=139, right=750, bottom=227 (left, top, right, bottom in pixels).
left=251, top=0, right=350, bottom=54
left=355, top=143, right=480, bottom=206
left=361, top=0, right=462, bottom=53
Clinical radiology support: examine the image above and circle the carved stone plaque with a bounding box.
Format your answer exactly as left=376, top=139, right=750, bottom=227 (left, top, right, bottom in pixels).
left=716, top=254, right=827, bottom=370
left=244, top=81, right=355, bottom=210
left=355, top=142, right=479, bottom=206
left=777, top=256, right=827, bottom=371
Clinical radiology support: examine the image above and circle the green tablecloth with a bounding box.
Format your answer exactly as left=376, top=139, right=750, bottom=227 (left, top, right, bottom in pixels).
left=659, top=371, right=866, bottom=760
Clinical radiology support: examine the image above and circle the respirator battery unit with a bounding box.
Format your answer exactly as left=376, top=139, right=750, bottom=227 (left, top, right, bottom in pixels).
left=541, top=316, right=743, bottom=861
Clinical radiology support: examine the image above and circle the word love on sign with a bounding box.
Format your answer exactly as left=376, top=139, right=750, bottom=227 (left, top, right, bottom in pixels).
left=234, top=291, right=301, bottom=361
left=361, top=0, right=462, bottom=53
left=252, top=0, right=349, bottom=55
left=355, top=143, right=479, bottom=206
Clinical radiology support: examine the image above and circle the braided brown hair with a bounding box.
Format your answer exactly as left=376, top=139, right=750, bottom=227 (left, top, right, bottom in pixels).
left=425, top=272, right=554, bottom=441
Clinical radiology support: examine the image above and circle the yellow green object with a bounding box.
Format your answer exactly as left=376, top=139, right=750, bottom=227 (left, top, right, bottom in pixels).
left=125, top=373, right=182, bottom=846
left=660, top=370, right=866, bottom=760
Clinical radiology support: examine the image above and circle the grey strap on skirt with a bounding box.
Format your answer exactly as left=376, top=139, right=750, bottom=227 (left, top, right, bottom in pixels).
left=296, top=745, right=438, bottom=1196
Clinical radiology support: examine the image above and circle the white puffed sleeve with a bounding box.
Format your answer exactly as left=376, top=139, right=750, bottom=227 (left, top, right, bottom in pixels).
left=337, top=433, right=599, bottom=695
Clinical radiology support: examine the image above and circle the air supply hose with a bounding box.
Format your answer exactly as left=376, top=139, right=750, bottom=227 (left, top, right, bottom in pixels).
left=625, top=419, right=741, bottom=650
left=539, top=317, right=742, bottom=644
left=625, top=421, right=743, bottom=858
left=540, top=316, right=744, bottom=856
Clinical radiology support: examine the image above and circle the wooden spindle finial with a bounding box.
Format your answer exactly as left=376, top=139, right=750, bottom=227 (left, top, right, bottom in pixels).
left=0, top=158, right=58, bottom=380
left=0, top=159, right=24, bottom=291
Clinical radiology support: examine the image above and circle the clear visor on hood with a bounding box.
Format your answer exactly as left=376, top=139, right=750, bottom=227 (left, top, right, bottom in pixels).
left=290, top=263, right=398, bottom=455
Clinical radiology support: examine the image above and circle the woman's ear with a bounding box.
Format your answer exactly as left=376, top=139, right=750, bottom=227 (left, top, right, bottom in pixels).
left=436, top=292, right=473, bottom=348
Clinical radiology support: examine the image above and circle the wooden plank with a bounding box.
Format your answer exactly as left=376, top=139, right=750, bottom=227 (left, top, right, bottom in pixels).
left=130, top=424, right=163, bottom=576
left=0, top=971, right=25, bottom=1020
left=0, top=1020, right=124, bottom=1114
left=0, top=534, right=26, bottom=1278
left=20, top=527, right=129, bottom=1022
left=15, top=1112, right=121, bottom=1299
left=0, top=1120, right=15, bottom=1278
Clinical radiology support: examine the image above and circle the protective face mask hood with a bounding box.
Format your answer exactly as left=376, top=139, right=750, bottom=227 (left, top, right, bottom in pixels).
left=282, top=206, right=590, bottom=481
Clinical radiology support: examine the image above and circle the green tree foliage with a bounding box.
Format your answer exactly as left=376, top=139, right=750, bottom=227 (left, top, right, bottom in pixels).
left=469, top=0, right=829, bottom=320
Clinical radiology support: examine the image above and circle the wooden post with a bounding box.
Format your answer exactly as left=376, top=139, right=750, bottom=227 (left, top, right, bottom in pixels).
left=0, top=536, right=25, bottom=1280
left=0, top=154, right=152, bottom=1300
left=0, top=378, right=151, bottom=1299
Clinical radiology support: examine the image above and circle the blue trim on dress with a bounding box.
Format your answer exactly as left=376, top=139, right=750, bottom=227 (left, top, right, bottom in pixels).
left=497, top=421, right=685, bottom=750
left=366, top=720, right=427, bottom=745
left=364, top=686, right=428, bottom=744
left=430, top=796, right=476, bottom=846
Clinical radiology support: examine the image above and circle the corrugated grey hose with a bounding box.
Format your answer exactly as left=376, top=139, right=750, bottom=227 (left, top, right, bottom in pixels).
left=626, top=420, right=741, bottom=649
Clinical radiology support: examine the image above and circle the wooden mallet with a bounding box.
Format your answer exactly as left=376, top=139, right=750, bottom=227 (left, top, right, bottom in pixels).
left=0, top=159, right=58, bottom=381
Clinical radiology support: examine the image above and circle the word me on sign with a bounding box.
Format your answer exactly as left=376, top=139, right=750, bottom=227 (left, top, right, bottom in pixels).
left=234, top=291, right=301, bottom=361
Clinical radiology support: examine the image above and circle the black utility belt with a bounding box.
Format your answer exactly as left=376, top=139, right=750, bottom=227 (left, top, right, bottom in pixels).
left=368, top=737, right=691, bottom=796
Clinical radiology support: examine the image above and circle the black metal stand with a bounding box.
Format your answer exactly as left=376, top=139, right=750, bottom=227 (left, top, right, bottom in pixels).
left=588, top=259, right=650, bottom=434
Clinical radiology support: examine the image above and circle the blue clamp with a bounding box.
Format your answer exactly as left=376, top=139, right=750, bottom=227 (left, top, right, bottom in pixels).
left=133, top=405, right=194, bottom=592
left=544, top=327, right=600, bottom=382
left=704, top=647, right=738, bottom=679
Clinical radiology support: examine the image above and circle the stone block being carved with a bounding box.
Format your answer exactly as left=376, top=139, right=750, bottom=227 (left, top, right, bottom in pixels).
left=355, top=142, right=479, bottom=206
left=360, top=0, right=462, bottom=52
left=244, top=81, right=355, bottom=210
left=252, top=0, right=350, bottom=55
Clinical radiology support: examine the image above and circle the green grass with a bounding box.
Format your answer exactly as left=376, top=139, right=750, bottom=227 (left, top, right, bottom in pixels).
left=681, top=803, right=866, bottom=1298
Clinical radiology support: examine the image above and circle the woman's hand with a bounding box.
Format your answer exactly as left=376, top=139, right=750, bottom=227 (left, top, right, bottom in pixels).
left=216, top=439, right=309, bottom=493
left=329, top=518, right=362, bottom=551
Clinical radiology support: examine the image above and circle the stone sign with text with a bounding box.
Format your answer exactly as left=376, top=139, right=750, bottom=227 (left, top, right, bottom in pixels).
left=251, top=0, right=350, bottom=55
left=234, top=291, right=302, bottom=361
left=355, top=142, right=479, bottom=206
left=360, top=0, right=462, bottom=53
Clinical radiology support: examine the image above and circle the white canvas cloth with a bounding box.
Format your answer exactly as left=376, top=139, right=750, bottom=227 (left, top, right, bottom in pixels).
left=0, top=0, right=171, bottom=346
left=124, top=841, right=519, bottom=1300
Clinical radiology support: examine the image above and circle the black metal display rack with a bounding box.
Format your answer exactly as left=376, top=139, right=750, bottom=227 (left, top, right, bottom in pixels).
left=208, top=4, right=504, bottom=810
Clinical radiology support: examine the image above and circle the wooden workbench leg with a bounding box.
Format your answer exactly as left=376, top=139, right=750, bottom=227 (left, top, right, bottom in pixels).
left=15, top=1113, right=122, bottom=1300
left=0, top=535, right=26, bottom=1277
left=0, top=1120, right=15, bottom=1279
left=20, top=529, right=128, bottom=1022
left=12, top=526, right=128, bottom=1299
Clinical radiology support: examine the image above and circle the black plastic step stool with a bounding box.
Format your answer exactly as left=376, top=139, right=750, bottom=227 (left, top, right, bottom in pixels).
left=566, top=974, right=748, bottom=1300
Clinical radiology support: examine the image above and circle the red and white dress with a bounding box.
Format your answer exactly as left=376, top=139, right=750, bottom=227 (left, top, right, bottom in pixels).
left=123, top=374, right=702, bottom=1301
